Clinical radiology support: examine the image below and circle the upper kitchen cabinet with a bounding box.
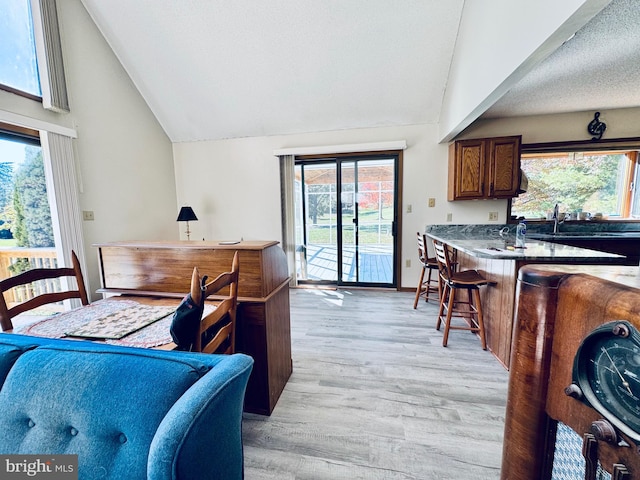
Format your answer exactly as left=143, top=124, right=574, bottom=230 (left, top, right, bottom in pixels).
left=448, top=136, right=522, bottom=200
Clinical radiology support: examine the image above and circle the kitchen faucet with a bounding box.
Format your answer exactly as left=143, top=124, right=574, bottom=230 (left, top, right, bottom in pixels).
left=552, top=204, right=564, bottom=234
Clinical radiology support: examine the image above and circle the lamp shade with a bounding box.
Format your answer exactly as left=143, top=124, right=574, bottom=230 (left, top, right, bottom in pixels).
left=176, top=206, right=198, bottom=222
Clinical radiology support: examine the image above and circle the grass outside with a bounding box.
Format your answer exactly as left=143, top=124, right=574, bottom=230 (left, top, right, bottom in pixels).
left=310, top=207, right=393, bottom=225
left=306, top=208, right=395, bottom=245
left=0, top=239, right=17, bottom=247
left=307, top=224, right=393, bottom=245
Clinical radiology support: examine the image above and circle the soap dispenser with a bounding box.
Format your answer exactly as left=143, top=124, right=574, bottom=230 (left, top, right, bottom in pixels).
left=515, top=220, right=526, bottom=248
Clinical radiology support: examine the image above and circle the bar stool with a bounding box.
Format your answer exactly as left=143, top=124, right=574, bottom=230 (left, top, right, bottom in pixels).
left=432, top=239, right=489, bottom=349
left=413, top=232, right=439, bottom=308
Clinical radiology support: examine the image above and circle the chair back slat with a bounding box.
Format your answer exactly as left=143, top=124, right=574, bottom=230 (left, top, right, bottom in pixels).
left=433, top=240, right=454, bottom=282
left=193, top=251, right=240, bottom=355
left=417, top=233, right=427, bottom=264
left=0, top=250, right=89, bottom=331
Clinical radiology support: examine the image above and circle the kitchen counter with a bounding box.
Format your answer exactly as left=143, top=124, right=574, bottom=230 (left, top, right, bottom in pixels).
left=424, top=225, right=630, bottom=368
left=425, top=233, right=625, bottom=263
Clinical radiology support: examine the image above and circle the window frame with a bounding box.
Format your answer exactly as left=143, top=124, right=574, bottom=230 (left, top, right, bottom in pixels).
left=509, top=137, right=640, bottom=223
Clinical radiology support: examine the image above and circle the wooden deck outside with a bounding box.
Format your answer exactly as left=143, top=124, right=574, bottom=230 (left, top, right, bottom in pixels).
left=301, top=244, right=393, bottom=283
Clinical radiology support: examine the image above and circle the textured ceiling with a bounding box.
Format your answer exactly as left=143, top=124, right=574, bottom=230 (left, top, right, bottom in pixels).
left=483, top=0, right=640, bottom=119
left=79, top=0, right=635, bottom=143
left=80, top=0, right=464, bottom=143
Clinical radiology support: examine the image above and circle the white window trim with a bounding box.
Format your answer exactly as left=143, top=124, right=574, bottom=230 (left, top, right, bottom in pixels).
left=273, top=140, right=407, bottom=157
left=41, top=131, right=88, bottom=300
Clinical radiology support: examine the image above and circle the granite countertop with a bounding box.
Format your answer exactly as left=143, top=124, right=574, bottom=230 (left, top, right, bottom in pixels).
left=523, top=264, right=640, bottom=290
left=425, top=229, right=624, bottom=262
left=528, top=231, right=640, bottom=240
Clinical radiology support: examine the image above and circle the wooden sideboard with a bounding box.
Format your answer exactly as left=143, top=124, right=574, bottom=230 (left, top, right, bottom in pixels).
left=501, top=265, right=640, bottom=479
left=94, top=240, right=292, bottom=415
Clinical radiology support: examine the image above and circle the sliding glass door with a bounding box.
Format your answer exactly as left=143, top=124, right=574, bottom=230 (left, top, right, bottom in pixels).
left=295, top=154, right=398, bottom=287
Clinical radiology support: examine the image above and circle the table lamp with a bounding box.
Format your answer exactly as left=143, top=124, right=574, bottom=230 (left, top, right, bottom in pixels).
left=176, top=206, right=198, bottom=240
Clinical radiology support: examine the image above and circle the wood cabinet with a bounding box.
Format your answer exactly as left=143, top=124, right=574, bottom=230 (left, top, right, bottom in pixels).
left=448, top=135, right=521, bottom=200
left=95, top=240, right=292, bottom=415
left=501, top=266, right=640, bottom=479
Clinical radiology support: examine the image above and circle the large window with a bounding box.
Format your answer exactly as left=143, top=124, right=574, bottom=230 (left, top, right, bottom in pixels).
left=512, top=147, right=640, bottom=220
left=0, top=0, right=41, bottom=98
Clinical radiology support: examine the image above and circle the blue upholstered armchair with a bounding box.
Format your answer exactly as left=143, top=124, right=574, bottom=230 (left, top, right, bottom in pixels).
left=0, top=334, right=253, bottom=479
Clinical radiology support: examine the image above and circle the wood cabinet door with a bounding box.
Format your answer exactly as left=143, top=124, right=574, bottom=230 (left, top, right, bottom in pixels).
left=449, top=139, right=486, bottom=200
left=487, top=136, right=521, bottom=198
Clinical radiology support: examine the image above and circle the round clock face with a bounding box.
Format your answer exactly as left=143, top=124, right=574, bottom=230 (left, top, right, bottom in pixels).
left=572, top=321, right=640, bottom=442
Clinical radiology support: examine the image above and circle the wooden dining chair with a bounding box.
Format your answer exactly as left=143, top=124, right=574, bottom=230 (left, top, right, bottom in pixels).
left=413, top=232, right=440, bottom=308
left=432, top=240, right=488, bottom=349
left=192, top=251, right=240, bottom=354
left=0, top=250, right=89, bottom=332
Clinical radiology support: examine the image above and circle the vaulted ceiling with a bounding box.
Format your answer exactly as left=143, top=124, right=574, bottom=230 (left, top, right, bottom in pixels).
left=79, top=0, right=640, bottom=144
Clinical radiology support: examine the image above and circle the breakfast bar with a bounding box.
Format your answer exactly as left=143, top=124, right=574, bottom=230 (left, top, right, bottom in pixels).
left=425, top=225, right=627, bottom=368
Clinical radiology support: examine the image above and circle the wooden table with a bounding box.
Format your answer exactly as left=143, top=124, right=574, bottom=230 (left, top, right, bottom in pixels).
left=94, top=240, right=292, bottom=415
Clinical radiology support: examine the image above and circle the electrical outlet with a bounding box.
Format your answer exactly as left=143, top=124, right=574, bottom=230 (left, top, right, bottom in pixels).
left=489, top=211, right=499, bottom=221
left=406, top=204, right=412, bottom=213
left=428, top=198, right=435, bottom=208
left=405, top=259, right=411, bottom=268
left=82, top=210, right=95, bottom=221
left=446, top=213, right=452, bottom=222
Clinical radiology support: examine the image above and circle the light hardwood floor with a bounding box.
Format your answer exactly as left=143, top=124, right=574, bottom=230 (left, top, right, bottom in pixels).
left=242, top=288, right=508, bottom=480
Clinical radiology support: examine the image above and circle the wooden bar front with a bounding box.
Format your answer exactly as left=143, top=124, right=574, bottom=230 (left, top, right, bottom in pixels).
left=94, top=240, right=292, bottom=415
left=456, top=252, right=626, bottom=369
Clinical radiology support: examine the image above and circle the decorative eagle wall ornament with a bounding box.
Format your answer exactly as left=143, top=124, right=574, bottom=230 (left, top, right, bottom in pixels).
left=587, top=111, right=606, bottom=140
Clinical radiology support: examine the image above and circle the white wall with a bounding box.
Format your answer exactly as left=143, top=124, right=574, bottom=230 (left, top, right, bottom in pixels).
left=57, top=0, right=178, bottom=297
left=174, top=106, right=640, bottom=289
left=173, top=123, right=508, bottom=289
left=460, top=107, right=640, bottom=144
left=0, top=0, right=177, bottom=299
left=439, top=0, right=610, bottom=142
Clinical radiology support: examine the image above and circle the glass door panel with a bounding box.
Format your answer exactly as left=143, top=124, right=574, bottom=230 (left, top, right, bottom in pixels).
left=340, top=161, right=356, bottom=282
left=295, top=162, right=337, bottom=282
left=295, top=155, right=398, bottom=287
left=341, top=158, right=395, bottom=285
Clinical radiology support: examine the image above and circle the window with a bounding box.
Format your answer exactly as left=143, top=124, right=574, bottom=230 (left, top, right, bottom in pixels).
left=511, top=141, right=640, bottom=220
left=0, top=0, right=41, bottom=98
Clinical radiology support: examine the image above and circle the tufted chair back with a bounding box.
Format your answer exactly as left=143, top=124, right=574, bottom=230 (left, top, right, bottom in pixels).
left=0, top=335, right=253, bottom=480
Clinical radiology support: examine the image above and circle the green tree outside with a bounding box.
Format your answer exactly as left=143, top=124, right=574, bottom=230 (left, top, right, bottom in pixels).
left=12, top=146, right=54, bottom=248
left=0, top=162, right=14, bottom=239
left=512, top=153, right=623, bottom=218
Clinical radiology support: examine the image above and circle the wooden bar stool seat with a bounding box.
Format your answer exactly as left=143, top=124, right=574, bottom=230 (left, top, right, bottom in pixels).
left=413, top=232, right=440, bottom=308
left=432, top=239, right=489, bottom=349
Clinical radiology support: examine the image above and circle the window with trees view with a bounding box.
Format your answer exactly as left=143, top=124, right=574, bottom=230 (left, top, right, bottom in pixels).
left=0, top=136, right=54, bottom=273
left=511, top=150, right=640, bottom=220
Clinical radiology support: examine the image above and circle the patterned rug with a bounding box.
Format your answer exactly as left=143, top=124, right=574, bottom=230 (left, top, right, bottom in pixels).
left=17, top=299, right=215, bottom=349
